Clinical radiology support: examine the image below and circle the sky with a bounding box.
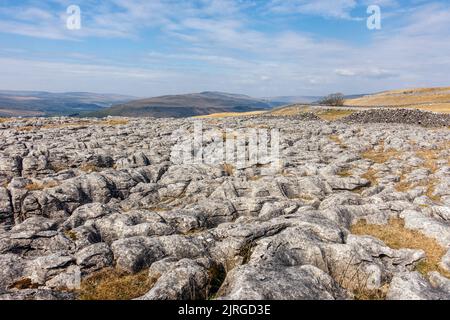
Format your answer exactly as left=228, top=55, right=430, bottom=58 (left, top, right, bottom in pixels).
left=0, top=0, right=449, bottom=97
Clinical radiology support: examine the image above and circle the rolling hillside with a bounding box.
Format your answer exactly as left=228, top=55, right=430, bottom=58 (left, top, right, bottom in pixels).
left=345, top=87, right=450, bottom=113
left=0, top=91, right=135, bottom=117
left=89, top=92, right=285, bottom=118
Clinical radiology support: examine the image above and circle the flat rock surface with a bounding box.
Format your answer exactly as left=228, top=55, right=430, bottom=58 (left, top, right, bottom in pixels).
left=0, top=113, right=449, bottom=300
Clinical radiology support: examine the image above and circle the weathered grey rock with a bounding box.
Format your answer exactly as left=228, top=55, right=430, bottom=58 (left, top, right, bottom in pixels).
left=94, top=210, right=174, bottom=244
left=0, top=187, right=12, bottom=224
left=401, top=210, right=450, bottom=247
left=439, top=249, right=450, bottom=273
left=0, top=254, right=27, bottom=290
left=386, top=272, right=450, bottom=300
left=111, top=236, right=165, bottom=273
left=75, top=243, right=113, bottom=271
left=27, top=253, right=75, bottom=285
left=218, top=264, right=348, bottom=300
left=45, top=265, right=81, bottom=290
left=0, top=288, right=75, bottom=300
left=429, top=271, right=450, bottom=293
left=0, top=115, right=449, bottom=300
left=62, top=202, right=114, bottom=230
left=138, top=259, right=210, bottom=300
left=325, top=176, right=370, bottom=191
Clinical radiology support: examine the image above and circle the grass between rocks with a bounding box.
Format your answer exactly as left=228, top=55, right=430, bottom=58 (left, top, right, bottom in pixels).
left=393, top=143, right=449, bottom=201
left=16, top=125, right=35, bottom=132
left=328, top=135, right=342, bottom=144
left=9, top=278, right=40, bottom=290
left=223, top=163, right=235, bottom=176
left=42, top=119, right=129, bottom=129
left=395, top=177, right=441, bottom=202
left=337, top=168, right=352, bottom=177
left=270, top=105, right=310, bottom=116
left=416, top=149, right=440, bottom=173
left=352, top=285, right=388, bottom=301
left=193, top=111, right=266, bottom=119
left=270, top=106, right=356, bottom=120
left=361, top=148, right=400, bottom=164
left=64, top=230, right=78, bottom=241
left=361, top=168, right=378, bottom=186
left=424, top=179, right=441, bottom=202
left=15, top=119, right=129, bottom=132
left=25, top=181, right=59, bottom=191
left=330, top=254, right=388, bottom=300
left=329, top=135, right=348, bottom=149
left=351, top=219, right=450, bottom=279
left=316, top=109, right=355, bottom=121
left=78, top=268, right=157, bottom=300
left=79, top=164, right=100, bottom=173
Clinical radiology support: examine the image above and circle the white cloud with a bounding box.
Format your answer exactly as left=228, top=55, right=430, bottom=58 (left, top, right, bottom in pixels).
left=0, top=1, right=449, bottom=96
left=267, top=0, right=358, bottom=19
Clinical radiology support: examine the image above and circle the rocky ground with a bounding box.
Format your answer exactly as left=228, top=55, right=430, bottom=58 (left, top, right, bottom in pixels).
left=0, top=110, right=449, bottom=300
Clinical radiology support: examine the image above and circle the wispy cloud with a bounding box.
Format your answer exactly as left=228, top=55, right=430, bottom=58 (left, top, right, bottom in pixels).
left=0, top=1, right=448, bottom=96
left=266, top=0, right=358, bottom=19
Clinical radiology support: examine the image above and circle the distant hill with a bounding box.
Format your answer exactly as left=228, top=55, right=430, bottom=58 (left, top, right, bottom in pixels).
left=345, top=87, right=450, bottom=113
left=89, top=91, right=286, bottom=118
left=0, top=91, right=136, bottom=117
left=264, top=96, right=322, bottom=104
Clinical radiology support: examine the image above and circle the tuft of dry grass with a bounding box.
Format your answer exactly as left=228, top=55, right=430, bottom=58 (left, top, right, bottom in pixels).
left=101, top=119, right=129, bottom=126
left=361, top=168, right=378, bottom=186
left=329, top=135, right=343, bottom=144
left=25, top=181, right=59, bottom=191
left=425, top=179, right=441, bottom=202
left=64, top=230, right=78, bottom=241
left=337, top=168, right=353, bottom=177
left=16, top=125, right=35, bottom=132
left=394, top=180, right=414, bottom=193
left=329, top=134, right=348, bottom=149
left=270, top=105, right=311, bottom=116
left=80, top=164, right=100, bottom=173
left=416, top=149, right=439, bottom=173
left=79, top=268, right=156, bottom=300
left=194, top=111, right=266, bottom=119
left=351, top=219, right=450, bottom=278
left=223, top=163, right=235, bottom=176
left=395, top=176, right=441, bottom=202
left=299, top=194, right=315, bottom=201
left=361, top=140, right=402, bottom=164
left=51, top=163, right=69, bottom=173
left=317, top=109, right=355, bottom=121
left=361, top=148, right=400, bottom=164
left=353, top=285, right=389, bottom=301
left=8, top=278, right=40, bottom=290
left=330, top=255, right=388, bottom=300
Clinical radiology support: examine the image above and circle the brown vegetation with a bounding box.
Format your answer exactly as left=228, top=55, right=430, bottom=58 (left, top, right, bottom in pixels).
left=79, top=268, right=157, bottom=300
left=223, top=163, right=235, bottom=176
left=345, top=87, right=450, bottom=113
left=361, top=168, right=379, bottom=186
left=25, top=181, right=59, bottom=191
left=318, top=109, right=355, bottom=121
left=351, top=219, right=450, bottom=278
left=80, top=164, right=100, bottom=173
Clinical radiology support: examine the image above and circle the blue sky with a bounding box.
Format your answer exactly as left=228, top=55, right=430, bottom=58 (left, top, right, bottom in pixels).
left=0, top=0, right=449, bottom=97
